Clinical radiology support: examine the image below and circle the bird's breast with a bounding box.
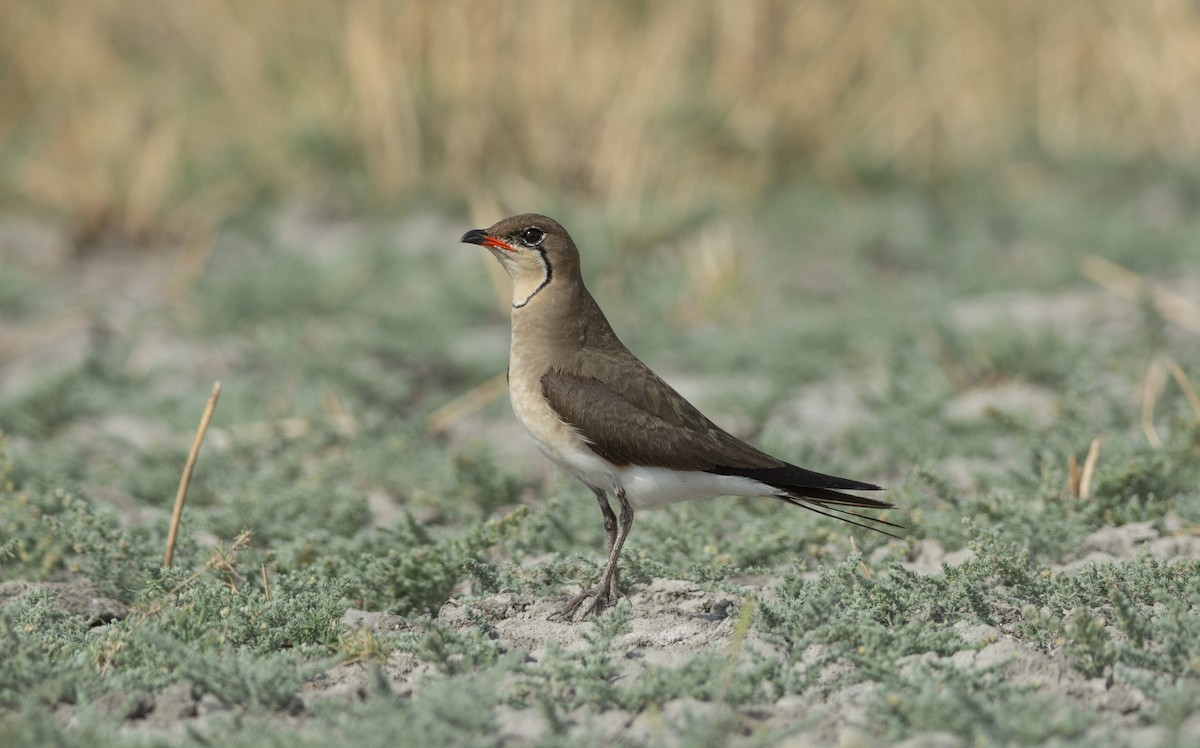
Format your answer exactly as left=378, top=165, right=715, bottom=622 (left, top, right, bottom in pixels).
left=507, top=347, right=619, bottom=494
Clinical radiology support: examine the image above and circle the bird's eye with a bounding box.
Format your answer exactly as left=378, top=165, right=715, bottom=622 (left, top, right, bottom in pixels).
left=520, top=227, right=545, bottom=246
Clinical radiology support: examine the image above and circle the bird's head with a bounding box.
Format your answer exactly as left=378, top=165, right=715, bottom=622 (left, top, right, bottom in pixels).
left=461, top=213, right=581, bottom=308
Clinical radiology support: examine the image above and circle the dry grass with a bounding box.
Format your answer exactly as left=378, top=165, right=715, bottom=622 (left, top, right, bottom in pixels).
left=4, top=0, right=1200, bottom=244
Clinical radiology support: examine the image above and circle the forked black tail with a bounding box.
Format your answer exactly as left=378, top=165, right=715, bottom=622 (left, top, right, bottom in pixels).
left=708, top=463, right=902, bottom=538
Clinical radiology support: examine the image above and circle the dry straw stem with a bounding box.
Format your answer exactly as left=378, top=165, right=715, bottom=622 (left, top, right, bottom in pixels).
left=1081, top=255, right=1200, bottom=333
left=1142, top=358, right=1170, bottom=448
left=7, top=2, right=1200, bottom=240
left=1166, top=359, right=1200, bottom=419
left=1079, top=438, right=1101, bottom=500
left=164, top=381, right=222, bottom=568
left=425, top=372, right=509, bottom=436
left=1141, top=356, right=1200, bottom=448
left=1065, top=437, right=1100, bottom=498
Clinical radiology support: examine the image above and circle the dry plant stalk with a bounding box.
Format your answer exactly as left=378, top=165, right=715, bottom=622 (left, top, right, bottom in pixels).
left=1067, top=453, right=1082, bottom=497
left=1079, top=438, right=1101, bottom=500
left=1166, top=359, right=1200, bottom=419
left=1141, top=356, right=1200, bottom=448
left=1142, top=358, right=1170, bottom=448
left=425, top=372, right=508, bottom=436
left=848, top=535, right=873, bottom=580
left=164, top=380, right=222, bottom=567
left=1066, top=438, right=1101, bottom=498
left=1082, top=255, right=1200, bottom=333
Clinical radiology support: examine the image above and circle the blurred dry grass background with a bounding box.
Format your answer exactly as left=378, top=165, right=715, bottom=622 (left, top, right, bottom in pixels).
left=3, top=0, right=1200, bottom=246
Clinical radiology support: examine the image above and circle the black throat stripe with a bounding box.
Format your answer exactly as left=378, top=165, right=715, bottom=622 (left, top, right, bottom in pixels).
left=513, top=247, right=552, bottom=308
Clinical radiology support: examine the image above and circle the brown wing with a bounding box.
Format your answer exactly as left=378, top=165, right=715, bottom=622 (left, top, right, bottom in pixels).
left=540, top=366, right=780, bottom=471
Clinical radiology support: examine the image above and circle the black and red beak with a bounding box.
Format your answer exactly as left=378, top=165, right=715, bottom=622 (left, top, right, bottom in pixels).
left=460, top=228, right=515, bottom=252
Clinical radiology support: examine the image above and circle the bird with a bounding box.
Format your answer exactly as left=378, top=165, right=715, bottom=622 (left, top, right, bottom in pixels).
left=460, top=214, right=898, bottom=618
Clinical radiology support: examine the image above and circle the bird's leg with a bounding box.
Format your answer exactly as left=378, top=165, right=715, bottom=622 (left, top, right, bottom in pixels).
left=560, top=488, right=635, bottom=619
left=593, top=487, right=618, bottom=557
left=602, top=489, right=634, bottom=602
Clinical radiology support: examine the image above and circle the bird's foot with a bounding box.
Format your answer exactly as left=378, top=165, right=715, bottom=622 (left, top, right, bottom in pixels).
left=555, top=581, right=623, bottom=620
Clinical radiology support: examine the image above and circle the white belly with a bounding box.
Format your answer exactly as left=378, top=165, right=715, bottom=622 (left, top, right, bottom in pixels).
left=615, top=466, right=778, bottom=510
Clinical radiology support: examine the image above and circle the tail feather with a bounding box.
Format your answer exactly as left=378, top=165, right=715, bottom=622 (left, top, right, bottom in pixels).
left=709, top=462, right=901, bottom=537
left=710, top=463, right=881, bottom=493
left=790, top=484, right=891, bottom=509
left=777, top=492, right=904, bottom=538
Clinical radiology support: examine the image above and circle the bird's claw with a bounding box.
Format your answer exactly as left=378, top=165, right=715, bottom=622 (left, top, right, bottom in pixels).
left=554, top=582, right=622, bottom=621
